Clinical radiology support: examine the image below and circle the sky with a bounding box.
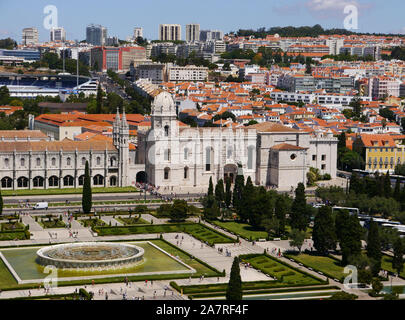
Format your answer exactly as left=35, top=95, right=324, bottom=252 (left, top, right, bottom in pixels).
left=0, top=0, right=405, bottom=43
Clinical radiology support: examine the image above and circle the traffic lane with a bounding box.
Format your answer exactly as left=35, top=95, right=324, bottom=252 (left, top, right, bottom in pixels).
left=3, top=193, right=205, bottom=204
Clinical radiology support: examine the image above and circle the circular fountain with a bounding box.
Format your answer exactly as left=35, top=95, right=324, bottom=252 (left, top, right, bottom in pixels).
left=36, top=242, right=144, bottom=270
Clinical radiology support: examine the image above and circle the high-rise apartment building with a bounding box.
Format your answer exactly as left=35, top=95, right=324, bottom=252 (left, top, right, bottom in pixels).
left=159, top=24, right=181, bottom=41
left=199, top=30, right=223, bottom=42
left=50, top=27, right=66, bottom=42
left=86, top=24, right=107, bottom=46
left=22, top=27, right=39, bottom=45
left=91, top=46, right=147, bottom=72
left=134, top=27, right=143, bottom=39
left=185, top=24, right=200, bottom=43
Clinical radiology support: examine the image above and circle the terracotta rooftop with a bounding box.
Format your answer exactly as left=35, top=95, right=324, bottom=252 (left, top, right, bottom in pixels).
left=0, top=139, right=116, bottom=152
left=271, top=143, right=308, bottom=151
left=249, top=122, right=300, bottom=133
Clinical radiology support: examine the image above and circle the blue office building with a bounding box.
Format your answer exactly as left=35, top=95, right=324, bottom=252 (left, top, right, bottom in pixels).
left=0, top=49, right=41, bottom=61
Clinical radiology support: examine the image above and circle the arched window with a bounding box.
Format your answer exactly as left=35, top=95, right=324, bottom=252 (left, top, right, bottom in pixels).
left=110, top=176, right=117, bottom=186
left=184, top=167, right=189, bottom=179
left=1, top=177, right=12, bottom=189
left=33, top=176, right=44, bottom=187
left=51, top=157, right=56, bottom=166
left=247, top=146, right=255, bottom=170
left=4, top=158, right=9, bottom=168
left=20, top=158, right=25, bottom=167
left=63, top=175, right=74, bottom=186
left=164, top=149, right=171, bottom=161
left=17, top=177, right=28, bottom=188
left=184, top=148, right=189, bottom=160
left=36, top=157, right=41, bottom=166
left=164, top=167, right=170, bottom=180
left=227, top=146, right=233, bottom=159
left=66, top=157, right=71, bottom=166
left=96, top=157, right=101, bottom=165
left=110, top=157, right=117, bottom=167
left=93, top=174, right=104, bottom=185
left=205, top=147, right=213, bottom=171
left=48, top=176, right=59, bottom=187
left=78, top=175, right=85, bottom=186
left=164, top=125, right=169, bottom=137
left=82, top=157, right=86, bottom=165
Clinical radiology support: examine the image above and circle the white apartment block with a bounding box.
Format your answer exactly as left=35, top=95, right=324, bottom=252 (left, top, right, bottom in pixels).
left=22, top=27, right=39, bottom=45
left=134, top=27, right=143, bottom=39
left=159, top=24, right=181, bottom=41
left=369, top=77, right=401, bottom=99
left=167, top=65, right=208, bottom=82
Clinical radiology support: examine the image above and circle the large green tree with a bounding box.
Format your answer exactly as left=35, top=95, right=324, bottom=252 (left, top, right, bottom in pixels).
left=336, top=211, right=363, bottom=265
left=226, top=257, right=242, bottom=300
left=0, top=188, right=3, bottom=216
left=170, top=199, right=189, bottom=222
left=96, top=84, right=103, bottom=113
left=312, top=206, right=337, bottom=255
left=208, top=177, right=214, bottom=196
left=274, top=195, right=288, bottom=236
left=82, top=161, right=92, bottom=214
left=215, top=179, right=225, bottom=207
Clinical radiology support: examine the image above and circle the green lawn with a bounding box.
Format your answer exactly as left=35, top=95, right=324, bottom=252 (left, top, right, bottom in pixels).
left=211, top=220, right=268, bottom=240
left=0, top=231, right=30, bottom=241
left=240, top=254, right=323, bottom=286
left=285, top=253, right=345, bottom=281
left=382, top=254, right=405, bottom=278
left=93, top=223, right=236, bottom=245
left=2, top=186, right=139, bottom=197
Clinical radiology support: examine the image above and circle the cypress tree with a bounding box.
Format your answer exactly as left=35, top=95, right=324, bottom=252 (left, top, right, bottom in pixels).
left=336, top=211, right=363, bottom=265
left=225, top=177, right=232, bottom=209
left=275, top=196, right=287, bottom=236
left=290, top=183, right=309, bottom=231
left=226, top=257, right=242, bottom=300
left=383, top=172, right=392, bottom=198
left=82, top=161, right=92, bottom=214
left=215, top=179, right=225, bottom=205
left=349, top=173, right=363, bottom=194
left=232, top=174, right=244, bottom=213
left=392, top=237, right=404, bottom=276
left=208, top=177, right=214, bottom=196
left=96, top=84, right=103, bottom=113
left=239, top=176, right=254, bottom=222
left=312, top=206, right=337, bottom=255
left=366, top=220, right=382, bottom=276
left=394, top=178, right=401, bottom=202
left=0, top=188, right=3, bottom=216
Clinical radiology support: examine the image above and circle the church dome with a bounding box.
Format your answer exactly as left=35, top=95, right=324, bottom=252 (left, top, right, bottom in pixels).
left=152, top=91, right=175, bottom=115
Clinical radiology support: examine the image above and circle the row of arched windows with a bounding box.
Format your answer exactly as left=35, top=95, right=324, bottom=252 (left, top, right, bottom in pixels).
left=1, top=175, right=117, bottom=188
left=3, top=156, right=117, bottom=167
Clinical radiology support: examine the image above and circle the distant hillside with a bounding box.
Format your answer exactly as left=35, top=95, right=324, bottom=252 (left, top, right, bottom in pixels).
left=232, top=24, right=405, bottom=38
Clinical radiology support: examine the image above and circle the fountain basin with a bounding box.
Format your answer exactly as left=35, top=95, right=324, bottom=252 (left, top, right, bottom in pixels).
left=36, top=242, right=144, bottom=269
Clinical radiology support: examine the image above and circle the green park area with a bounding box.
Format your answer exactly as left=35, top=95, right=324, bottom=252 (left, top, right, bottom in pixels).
left=212, top=220, right=268, bottom=240
left=0, top=239, right=221, bottom=290
left=79, top=218, right=107, bottom=228
left=285, top=253, right=345, bottom=282
left=2, top=186, right=139, bottom=197
left=93, top=223, right=236, bottom=246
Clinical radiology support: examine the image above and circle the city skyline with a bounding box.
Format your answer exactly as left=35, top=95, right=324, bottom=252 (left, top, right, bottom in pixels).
left=1, top=0, right=405, bottom=43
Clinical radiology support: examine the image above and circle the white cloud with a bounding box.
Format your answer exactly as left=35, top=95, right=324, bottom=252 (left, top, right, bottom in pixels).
left=306, top=0, right=359, bottom=12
